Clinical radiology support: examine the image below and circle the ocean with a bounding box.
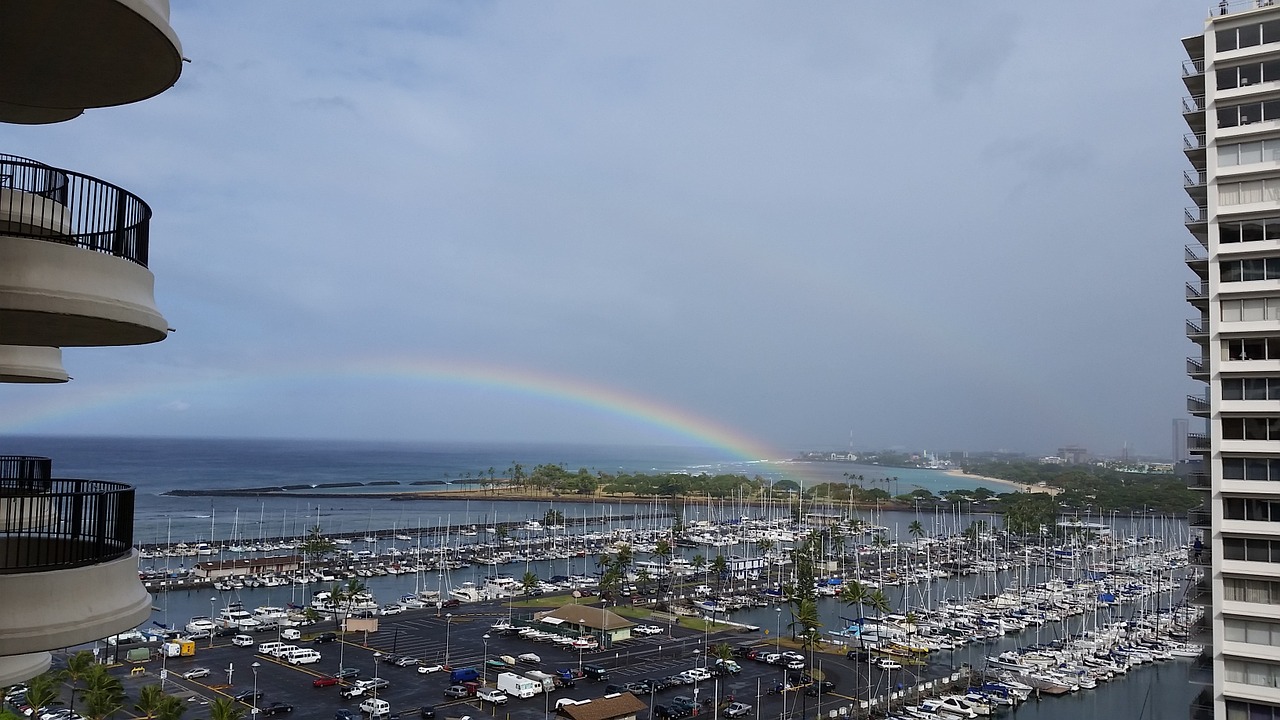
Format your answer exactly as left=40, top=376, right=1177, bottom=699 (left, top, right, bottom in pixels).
left=3, top=436, right=1199, bottom=719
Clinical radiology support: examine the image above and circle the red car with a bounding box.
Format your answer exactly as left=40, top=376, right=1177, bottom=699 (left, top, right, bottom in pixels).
left=312, top=676, right=342, bottom=688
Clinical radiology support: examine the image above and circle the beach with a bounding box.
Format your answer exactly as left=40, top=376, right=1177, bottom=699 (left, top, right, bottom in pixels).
left=943, top=468, right=1061, bottom=496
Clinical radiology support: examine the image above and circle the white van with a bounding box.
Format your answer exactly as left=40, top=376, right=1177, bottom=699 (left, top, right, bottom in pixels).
left=257, top=641, right=285, bottom=655
left=359, top=698, right=391, bottom=718
left=270, top=644, right=299, bottom=658
left=288, top=649, right=322, bottom=665
left=280, top=628, right=301, bottom=641
left=232, top=634, right=255, bottom=647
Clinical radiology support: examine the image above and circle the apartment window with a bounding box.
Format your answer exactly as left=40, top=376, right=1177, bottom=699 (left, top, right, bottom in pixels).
left=1220, top=178, right=1280, bottom=203
left=1223, top=575, right=1280, bottom=602
left=1222, top=536, right=1280, bottom=561
left=1218, top=60, right=1280, bottom=90
left=1225, top=337, right=1280, bottom=359
left=1220, top=139, right=1280, bottom=166
left=1221, top=297, right=1280, bottom=321
left=1226, top=618, right=1280, bottom=647
left=1218, top=101, right=1280, bottom=128
left=1222, top=416, right=1280, bottom=440
left=1225, top=658, right=1280, bottom=688
left=1220, top=257, right=1280, bottom=281
left=1222, top=456, right=1280, bottom=480
left=1220, top=217, right=1280, bottom=243
left=1223, top=497, right=1280, bottom=520
left=1222, top=376, right=1280, bottom=399
left=1226, top=699, right=1280, bottom=720
left=1217, top=20, right=1280, bottom=52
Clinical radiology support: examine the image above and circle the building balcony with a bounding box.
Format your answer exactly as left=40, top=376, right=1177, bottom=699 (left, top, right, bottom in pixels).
left=1189, top=576, right=1213, bottom=606
left=1187, top=319, right=1210, bottom=346
left=0, top=0, right=183, bottom=124
left=1189, top=506, right=1212, bottom=529
left=1184, top=57, right=1206, bottom=96
left=1185, top=131, right=1207, bottom=164
left=1188, top=394, right=1211, bottom=416
left=0, top=155, right=167, bottom=347
left=1189, top=687, right=1213, bottom=720
left=1189, top=472, right=1211, bottom=490
left=1189, top=433, right=1211, bottom=454
left=1190, top=647, right=1214, bottom=685
left=1186, top=280, right=1209, bottom=308
left=1185, top=169, right=1208, bottom=204
left=0, top=346, right=67, bottom=384
left=0, top=473, right=151, bottom=663
left=1188, top=356, right=1209, bottom=382
left=1186, top=243, right=1209, bottom=277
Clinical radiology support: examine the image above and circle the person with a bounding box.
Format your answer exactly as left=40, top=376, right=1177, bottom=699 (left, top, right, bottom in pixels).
left=1222, top=0, right=1230, bottom=14
left=1194, top=536, right=1204, bottom=562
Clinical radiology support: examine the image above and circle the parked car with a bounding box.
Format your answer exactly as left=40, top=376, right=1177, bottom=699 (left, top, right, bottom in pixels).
left=723, top=703, right=752, bottom=718
left=682, top=668, right=712, bottom=682
left=476, top=689, right=507, bottom=705
left=232, top=635, right=255, bottom=647
left=786, top=659, right=805, bottom=670
left=260, top=703, right=294, bottom=717
left=335, top=711, right=356, bottom=720
left=181, top=668, right=210, bottom=680
left=873, top=658, right=902, bottom=670
left=315, top=632, right=339, bottom=644
left=625, top=680, right=651, bottom=694
left=232, top=690, right=263, bottom=705
left=805, top=681, right=836, bottom=696
left=442, top=686, right=470, bottom=699
left=339, top=686, right=367, bottom=700
left=335, top=668, right=362, bottom=679
left=393, top=656, right=419, bottom=668
left=416, top=664, right=444, bottom=675
left=662, top=675, right=689, bottom=687
left=418, top=707, right=435, bottom=720
left=313, top=676, right=342, bottom=688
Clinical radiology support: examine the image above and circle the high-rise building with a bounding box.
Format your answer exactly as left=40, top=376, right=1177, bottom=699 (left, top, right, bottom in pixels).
left=1183, top=4, right=1280, bottom=717
left=1174, top=418, right=1191, bottom=463
left=0, top=2, right=184, bottom=686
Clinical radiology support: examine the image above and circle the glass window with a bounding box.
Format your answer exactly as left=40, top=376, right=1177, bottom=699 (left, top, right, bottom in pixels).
left=1243, top=142, right=1266, bottom=165
left=1222, top=67, right=1241, bottom=90
left=1261, top=337, right=1279, bottom=356
left=1247, top=538, right=1272, bottom=561
left=1224, top=223, right=1243, bottom=243
left=1225, top=262, right=1244, bottom=282
left=1245, top=258, right=1267, bottom=280
left=1223, top=144, right=1242, bottom=166
left=1267, top=139, right=1280, bottom=161
left=1223, top=106, right=1242, bottom=128
left=1250, top=458, right=1274, bottom=479
left=1247, top=377, right=1269, bottom=399
left=1244, top=298, right=1268, bottom=320
left=1225, top=537, right=1247, bottom=560
left=1244, top=63, right=1265, bottom=86
left=1226, top=700, right=1247, bottom=720
left=1268, top=258, right=1280, bottom=279
left=1225, top=300, right=1244, bottom=322
left=1267, top=60, right=1280, bottom=83
left=1265, top=19, right=1280, bottom=44
left=1228, top=619, right=1249, bottom=641
left=1220, top=28, right=1240, bottom=52
left=1225, top=417, right=1244, bottom=439
left=1243, top=23, right=1263, bottom=48
left=1245, top=417, right=1269, bottom=439
left=1226, top=457, right=1247, bottom=479
left=1226, top=378, right=1245, bottom=399
left=1248, top=221, right=1270, bottom=241
left=1248, top=498, right=1272, bottom=520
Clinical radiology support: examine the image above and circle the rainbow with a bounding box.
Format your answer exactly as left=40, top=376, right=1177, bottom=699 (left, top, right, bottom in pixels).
left=0, top=355, right=827, bottom=480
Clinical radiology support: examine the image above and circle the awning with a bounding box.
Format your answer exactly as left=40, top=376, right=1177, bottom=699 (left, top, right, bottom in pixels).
left=542, top=617, right=566, bottom=625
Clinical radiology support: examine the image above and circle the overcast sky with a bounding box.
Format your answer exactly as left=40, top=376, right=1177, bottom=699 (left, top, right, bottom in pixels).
left=0, top=1, right=1207, bottom=458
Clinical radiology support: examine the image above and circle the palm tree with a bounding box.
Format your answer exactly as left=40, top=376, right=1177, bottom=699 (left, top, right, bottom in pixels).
left=788, top=597, right=822, bottom=640
left=710, top=643, right=734, bottom=662
left=81, top=666, right=124, bottom=720
left=711, top=554, right=730, bottom=590
left=521, top=570, right=539, bottom=597
left=615, top=544, right=634, bottom=575
left=135, top=685, right=166, bottom=720
left=208, top=698, right=246, bottom=720
left=22, top=673, right=59, bottom=720
left=691, top=554, right=707, bottom=587
left=756, top=538, right=775, bottom=588
left=61, top=649, right=96, bottom=714
left=865, top=589, right=891, bottom=618
left=156, top=695, right=187, bottom=720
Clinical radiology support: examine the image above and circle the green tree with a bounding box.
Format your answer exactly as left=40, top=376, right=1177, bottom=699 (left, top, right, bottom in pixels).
left=865, top=589, right=891, bottom=617
left=788, top=597, right=822, bottom=640
left=208, top=698, right=246, bottom=720
left=710, top=643, right=734, bottom=662
left=521, top=570, right=539, bottom=597
left=61, top=649, right=96, bottom=714
left=22, top=673, right=59, bottom=719
left=300, top=525, right=336, bottom=566
left=157, top=695, right=187, bottom=720
left=135, top=685, right=166, bottom=720
left=81, top=665, right=124, bottom=720
left=711, top=554, right=730, bottom=589
left=542, top=508, right=564, bottom=526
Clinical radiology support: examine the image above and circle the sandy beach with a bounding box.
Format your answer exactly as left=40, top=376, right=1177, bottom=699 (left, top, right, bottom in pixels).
left=943, top=468, right=1061, bottom=496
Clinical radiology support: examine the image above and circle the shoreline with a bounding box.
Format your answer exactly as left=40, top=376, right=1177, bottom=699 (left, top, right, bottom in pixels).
left=943, top=468, right=1060, bottom=496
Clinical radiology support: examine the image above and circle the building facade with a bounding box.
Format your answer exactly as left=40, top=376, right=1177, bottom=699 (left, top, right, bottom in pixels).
left=1184, top=4, right=1280, bottom=718
left=0, top=1, right=184, bottom=686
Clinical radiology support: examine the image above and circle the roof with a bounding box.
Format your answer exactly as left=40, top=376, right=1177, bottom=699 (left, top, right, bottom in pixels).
left=540, top=604, right=635, bottom=631
left=559, top=693, right=647, bottom=720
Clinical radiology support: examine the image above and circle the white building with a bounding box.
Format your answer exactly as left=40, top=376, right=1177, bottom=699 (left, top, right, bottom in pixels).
left=1183, top=5, right=1280, bottom=718
left=0, top=2, right=183, bottom=686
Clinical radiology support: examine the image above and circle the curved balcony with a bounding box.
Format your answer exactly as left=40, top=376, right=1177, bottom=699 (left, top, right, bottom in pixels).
left=0, top=477, right=150, bottom=657
left=0, top=346, right=67, bottom=383
left=0, top=0, right=182, bottom=124
left=0, top=155, right=167, bottom=347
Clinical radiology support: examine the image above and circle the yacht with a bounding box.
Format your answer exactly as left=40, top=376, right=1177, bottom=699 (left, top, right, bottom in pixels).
left=217, top=603, right=261, bottom=631
left=449, top=582, right=483, bottom=603
left=184, top=616, right=216, bottom=636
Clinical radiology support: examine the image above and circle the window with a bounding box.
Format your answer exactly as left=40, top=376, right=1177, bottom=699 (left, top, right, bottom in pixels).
left=1217, top=60, right=1280, bottom=90
left=1219, top=178, right=1280, bottom=205
left=1224, top=337, right=1280, bottom=359
left=1219, top=217, right=1280, bottom=243
left=1223, top=576, right=1280, bottom=602
left=1224, top=699, right=1280, bottom=720
left=1220, top=297, right=1280, bottom=321
left=1225, top=658, right=1280, bottom=688
left=1218, top=256, right=1280, bottom=282
left=1223, top=497, right=1280, bottom=521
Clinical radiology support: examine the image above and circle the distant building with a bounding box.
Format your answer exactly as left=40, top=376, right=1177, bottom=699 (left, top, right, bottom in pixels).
left=1172, top=418, right=1190, bottom=463
left=193, top=555, right=302, bottom=579
left=558, top=693, right=647, bottom=720
left=1039, top=456, right=1064, bottom=465
left=536, top=605, right=634, bottom=647
left=1057, top=446, right=1088, bottom=464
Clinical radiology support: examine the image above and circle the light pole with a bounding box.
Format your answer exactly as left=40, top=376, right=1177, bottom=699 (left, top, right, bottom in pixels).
left=444, top=614, right=454, bottom=668
left=692, top=649, right=701, bottom=708
left=482, top=634, right=490, bottom=687
left=373, top=652, right=382, bottom=703
left=774, top=607, right=781, bottom=654
left=210, top=597, right=217, bottom=649
left=578, top=618, right=586, bottom=672
left=250, top=662, right=260, bottom=716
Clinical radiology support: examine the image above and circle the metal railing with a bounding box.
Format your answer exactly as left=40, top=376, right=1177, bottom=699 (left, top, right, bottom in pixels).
left=1189, top=506, right=1212, bottom=527
left=1189, top=472, right=1211, bottom=489
left=1185, top=132, right=1207, bottom=151
left=0, top=456, right=51, bottom=482
left=1208, top=1, right=1279, bottom=18
left=1187, top=281, right=1209, bottom=300
left=1185, top=58, right=1206, bottom=77
left=1185, top=169, right=1208, bottom=188
left=1186, top=208, right=1208, bottom=226
left=1187, top=319, right=1208, bottom=339
left=1189, top=432, right=1211, bottom=450
left=1188, top=395, right=1211, bottom=413
left=0, top=478, right=135, bottom=573
left=1184, top=95, right=1206, bottom=114
left=1189, top=687, right=1213, bottom=720
left=1188, top=576, right=1212, bottom=605
left=0, top=154, right=152, bottom=267
left=1187, top=246, right=1208, bottom=265
left=1188, top=356, right=1208, bottom=376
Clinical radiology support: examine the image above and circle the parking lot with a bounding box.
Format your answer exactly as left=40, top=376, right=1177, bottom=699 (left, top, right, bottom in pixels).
left=61, top=601, right=944, bottom=720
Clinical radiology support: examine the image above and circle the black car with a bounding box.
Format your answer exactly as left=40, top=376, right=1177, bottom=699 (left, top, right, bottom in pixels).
left=315, top=632, right=339, bottom=644
left=654, top=705, right=690, bottom=720
left=419, top=706, right=435, bottom=719
left=805, top=681, right=836, bottom=697
left=232, top=690, right=264, bottom=705
left=214, top=626, right=239, bottom=637
left=335, top=667, right=361, bottom=679
left=670, top=696, right=697, bottom=711
left=583, top=664, right=609, bottom=681
left=335, top=711, right=356, bottom=720
left=261, top=703, right=294, bottom=716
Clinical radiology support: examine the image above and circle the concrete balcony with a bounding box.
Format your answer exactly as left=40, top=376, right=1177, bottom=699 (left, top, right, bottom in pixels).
left=1189, top=687, right=1213, bottom=720
left=0, top=472, right=150, bottom=680
left=1188, top=356, right=1209, bottom=383
left=0, top=0, right=182, bottom=124
left=0, top=155, right=167, bottom=347
left=0, top=346, right=67, bottom=383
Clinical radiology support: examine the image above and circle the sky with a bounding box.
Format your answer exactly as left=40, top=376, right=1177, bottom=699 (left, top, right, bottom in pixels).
left=0, top=1, right=1207, bottom=458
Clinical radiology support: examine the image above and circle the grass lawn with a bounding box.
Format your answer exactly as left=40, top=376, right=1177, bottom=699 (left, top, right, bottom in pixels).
left=508, top=593, right=578, bottom=608
left=612, top=606, right=653, bottom=620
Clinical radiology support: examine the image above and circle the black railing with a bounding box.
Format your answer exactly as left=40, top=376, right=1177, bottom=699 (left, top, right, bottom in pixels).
left=1186, top=244, right=1207, bottom=261
left=1188, top=357, right=1208, bottom=377
left=1189, top=433, right=1211, bottom=451
left=1185, top=132, right=1207, bottom=151
left=1185, top=170, right=1207, bottom=188
left=1186, top=281, right=1208, bottom=300
left=1189, top=577, right=1212, bottom=605
left=0, top=155, right=151, bottom=267
left=1187, top=320, right=1208, bottom=340
left=0, top=455, right=51, bottom=481
left=1188, top=507, right=1211, bottom=528
left=1188, top=395, right=1210, bottom=413
left=0, top=478, right=135, bottom=573
left=1189, top=472, right=1210, bottom=489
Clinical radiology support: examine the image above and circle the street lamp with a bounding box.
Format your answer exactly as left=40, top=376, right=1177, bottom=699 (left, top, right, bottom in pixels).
left=577, top=619, right=586, bottom=672
left=774, top=607, right=781, bottom=654
left=250, top=662, right=260, bottom=716
left=444, top=613, right=454, bottom=668
left=482, top=634, right=490, bottom=686
left=210, top=597, right=217, bottom=649
left=373, top=653, right=382, bottom=703
left=692, top=649, right=701, bottom=707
